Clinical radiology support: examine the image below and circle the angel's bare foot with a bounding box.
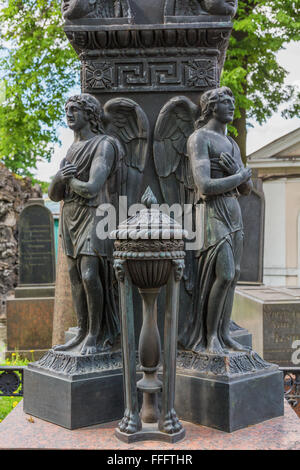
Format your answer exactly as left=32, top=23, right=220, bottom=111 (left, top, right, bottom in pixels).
left=207, top=336, right=224, bottom=355
left=80, top=334, right=98, bottom=355
left=222, top=335, right=251, bottom=352
left=53, top=329, right=86, bottom=352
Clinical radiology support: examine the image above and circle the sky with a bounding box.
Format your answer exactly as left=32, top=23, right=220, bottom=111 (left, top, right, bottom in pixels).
left=247, top=41, right=300, bottom=156
left=34, top=42, right=300, bottom=182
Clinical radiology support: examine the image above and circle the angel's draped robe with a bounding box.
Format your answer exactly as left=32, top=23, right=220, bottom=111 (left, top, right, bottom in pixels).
left=60, top=134, right=120, bottom=347
left=180, top=136, right=244, bottom=352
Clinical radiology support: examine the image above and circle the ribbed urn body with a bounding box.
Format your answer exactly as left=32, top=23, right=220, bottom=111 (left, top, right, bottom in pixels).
left=114, top=239, right=184, bottom=288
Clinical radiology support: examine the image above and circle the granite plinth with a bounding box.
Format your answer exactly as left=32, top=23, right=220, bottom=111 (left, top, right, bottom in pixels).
left=6, top=297, right=54, bottom=353
left=0, top=400, right=299, bottom=450
left=23, top=349, right=124, bottom=430
left=175, top=350, right=284, bottom=433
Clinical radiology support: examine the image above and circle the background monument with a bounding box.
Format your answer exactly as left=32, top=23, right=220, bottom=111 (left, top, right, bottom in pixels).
left=6, top=199, right=56, bottom=359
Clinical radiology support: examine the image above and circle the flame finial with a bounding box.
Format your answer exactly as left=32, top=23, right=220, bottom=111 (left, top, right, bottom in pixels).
left=141, top=187, right=158, bottom=208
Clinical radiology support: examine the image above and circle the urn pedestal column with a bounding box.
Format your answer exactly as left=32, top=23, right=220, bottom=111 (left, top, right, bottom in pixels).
left=112, top=188, right=186, bottom=443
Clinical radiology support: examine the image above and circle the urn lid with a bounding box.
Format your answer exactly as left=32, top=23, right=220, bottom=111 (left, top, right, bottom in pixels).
left=110, top=187, right=188, bottom=241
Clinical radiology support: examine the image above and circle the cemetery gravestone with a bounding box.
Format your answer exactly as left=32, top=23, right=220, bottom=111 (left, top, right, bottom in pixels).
left=6, top=199, right=56, bottom=359
left=16, top=199, right=55, bottom=297
left=233, top=285, right=300, bottom=367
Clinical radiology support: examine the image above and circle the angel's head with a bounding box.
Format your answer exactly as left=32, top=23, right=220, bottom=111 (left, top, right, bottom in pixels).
left=62, top=0, right=118, bottom=20
left=65, top=94, right=105, bottom=134
left=197, top=87, right=235, bottom=126
left=62, top=0, right=97, bottom=20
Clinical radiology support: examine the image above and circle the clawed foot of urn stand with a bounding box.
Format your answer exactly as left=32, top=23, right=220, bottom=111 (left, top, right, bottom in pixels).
left=117, top=407, right=185, bottom=443
left=118, top=409, right=142, bottom=434
left=159, top=409, right=183, bottom=434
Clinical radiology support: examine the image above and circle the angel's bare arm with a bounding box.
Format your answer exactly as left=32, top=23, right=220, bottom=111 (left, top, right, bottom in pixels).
left=68, top=139, right=115, bottom=199
left=188, top=131, right=251, bottom=198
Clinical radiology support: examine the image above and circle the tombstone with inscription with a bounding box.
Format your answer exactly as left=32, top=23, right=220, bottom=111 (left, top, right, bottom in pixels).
left=6, top=199, right=56, bottom=359
left=233, top=285, right=300, bottom=367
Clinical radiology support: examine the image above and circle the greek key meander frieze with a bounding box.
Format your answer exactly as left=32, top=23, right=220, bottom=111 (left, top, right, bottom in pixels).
left=82, top=57, right=218, bottom=92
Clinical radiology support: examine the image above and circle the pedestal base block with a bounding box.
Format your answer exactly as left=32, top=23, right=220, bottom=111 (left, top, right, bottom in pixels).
left=175, top=351, right=284, bottom=433
left=23, top=349, right=124, bottom=430
left=115, top=423, right=186, bottom=444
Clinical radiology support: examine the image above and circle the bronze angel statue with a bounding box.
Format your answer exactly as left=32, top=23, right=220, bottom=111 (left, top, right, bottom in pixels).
left=166, top=0, right=238, bottom=18
left=48, top=93, right=149, bottom=355
left=153, top=86, right=253, bottom=355
left=62, top=0, right=131, bottom=20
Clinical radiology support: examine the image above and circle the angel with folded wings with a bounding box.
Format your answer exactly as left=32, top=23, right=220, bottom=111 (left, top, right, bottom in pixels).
left=48, top=93, right=148, bottom=355
left=153, top=87, right=253, bottom=355
left=168, top=0, right=238, bottom=18
left=62, top=0, right=131, bottom=20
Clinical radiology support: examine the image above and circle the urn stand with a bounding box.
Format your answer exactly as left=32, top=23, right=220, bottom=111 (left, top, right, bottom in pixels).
left=111, top=187, right=186, bottom=443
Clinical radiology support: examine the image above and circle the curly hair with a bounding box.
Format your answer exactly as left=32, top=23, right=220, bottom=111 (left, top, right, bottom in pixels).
left=65, top=93, right=105, bottom=134
left=196, top=86, right=234, bottom=128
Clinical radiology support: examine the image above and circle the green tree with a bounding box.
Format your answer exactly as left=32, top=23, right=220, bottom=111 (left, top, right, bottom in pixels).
left=0, top=0, right=79, bottom=176
left=222, top=0, right=300, bottom=162
left=0, top=1, right=299, bottom=174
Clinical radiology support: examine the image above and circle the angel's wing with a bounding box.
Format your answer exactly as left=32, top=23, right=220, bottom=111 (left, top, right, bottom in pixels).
left=104, top=98, right=149, bottom=209
left=153, top=96, right=198, bottom=208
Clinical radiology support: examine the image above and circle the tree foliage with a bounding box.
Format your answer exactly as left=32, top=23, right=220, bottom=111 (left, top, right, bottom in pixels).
left=222, top=0, right=300, bottom=159
left=0, top=0, right=299, bottom=174
left=0, top=0, right=79, bottom=176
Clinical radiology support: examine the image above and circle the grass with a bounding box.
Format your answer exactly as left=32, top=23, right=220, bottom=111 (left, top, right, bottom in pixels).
left=0, top=351, right=33, bottom=423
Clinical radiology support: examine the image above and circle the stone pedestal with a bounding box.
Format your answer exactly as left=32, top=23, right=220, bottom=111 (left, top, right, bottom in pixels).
left=232, top=285, right=300, bottom=366
left=175, top=350, right=284, bottom=433
left=23, top=349, right=124, bottom=429
left=23, top=347, right=284, bottom=433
